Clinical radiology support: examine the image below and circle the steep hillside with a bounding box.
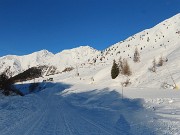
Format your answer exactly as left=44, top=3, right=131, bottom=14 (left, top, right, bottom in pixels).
left=87, top=13, right=180, bottom=88
left=0, top=14, right=180, bottom=88
left=92, top=13, right=180, bottom=63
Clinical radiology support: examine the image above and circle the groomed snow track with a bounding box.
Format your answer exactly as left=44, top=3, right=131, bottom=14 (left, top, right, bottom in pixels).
left=0, top=82, right=172, bottom=135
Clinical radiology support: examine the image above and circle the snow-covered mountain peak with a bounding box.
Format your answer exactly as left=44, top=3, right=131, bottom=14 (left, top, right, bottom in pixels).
left=0, top=50, right=55, bottom=77
left=50, top=45, right=100, bottom=71
left=73, top=45, right=98, bottom=51
left=58, top=45, right=98, bottom=54
left=27, top=49, right=54, bottom=58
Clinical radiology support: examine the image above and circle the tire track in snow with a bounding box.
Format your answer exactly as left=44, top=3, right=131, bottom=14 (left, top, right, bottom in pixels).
left=0, top=96, right=46, bottom=135
left=23, top=108, right=48, bottom=135
left=1, top=86, right=124, bottom=135
left=62, top=113, right=74, bottom=135
left=80, top=115, right=113, bottom=135
left=61, top=99, right=114, bottom=135
left=1, top=110, right=40, bottom=135
left=58, top=98, right=81, bottom=135
left=25, top=94, right=64, bottom=135
left=1, top=89, right=52, bottom=135
left=22, top=90, right=53, bottom=135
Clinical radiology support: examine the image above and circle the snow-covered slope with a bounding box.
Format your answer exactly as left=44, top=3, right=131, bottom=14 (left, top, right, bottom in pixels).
left=50, top=46, right=100, bottom=71
left=0, top=46, right=100, bottom=76
left=87, top=13, right=180, bottom=88
left=93, top=13, right=180, bottom=64
left=0, top=14, right=180, bottom=88
left=0, top=50, right=54, bottom=76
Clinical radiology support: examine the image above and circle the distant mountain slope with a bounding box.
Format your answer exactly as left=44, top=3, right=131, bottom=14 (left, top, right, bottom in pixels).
left=0, top=50, right=54, bottom=77
left=50, top=46, right=100, bottom=71
left=0, top=46, right=100, bottom=77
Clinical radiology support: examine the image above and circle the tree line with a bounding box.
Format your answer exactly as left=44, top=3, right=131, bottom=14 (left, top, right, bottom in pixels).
left=0, top=67, right=42, bottom=96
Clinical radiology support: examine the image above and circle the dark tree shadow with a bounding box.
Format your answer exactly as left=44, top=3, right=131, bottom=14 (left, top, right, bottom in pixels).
left=14, top=82, right=72, bottom=96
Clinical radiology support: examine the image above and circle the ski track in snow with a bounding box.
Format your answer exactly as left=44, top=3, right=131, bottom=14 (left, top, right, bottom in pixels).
left=1, top=82, right=180, bottom=135
left=0, top=86, right=120, bottom=135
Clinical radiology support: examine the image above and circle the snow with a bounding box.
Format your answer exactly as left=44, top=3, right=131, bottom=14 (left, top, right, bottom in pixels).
left=1, top=78, right=180, bottom=135
left=50, top=46, right=100, bottom=71
left=0, top=46, right=100, bottom=77
left=0, top=13, right=180, bottom=134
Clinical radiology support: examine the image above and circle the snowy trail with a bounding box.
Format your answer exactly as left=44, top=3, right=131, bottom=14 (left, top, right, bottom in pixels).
left=0, top=85, right=120, bottom=135
left=0, top=83, right=176, bottom=135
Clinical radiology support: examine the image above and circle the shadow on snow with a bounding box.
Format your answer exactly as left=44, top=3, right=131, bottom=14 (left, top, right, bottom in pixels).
left=14, top=82, right=72, bottom=95
left=8, top=83, right=163, bottom=135
left=62, top=87, right=163, bottom=135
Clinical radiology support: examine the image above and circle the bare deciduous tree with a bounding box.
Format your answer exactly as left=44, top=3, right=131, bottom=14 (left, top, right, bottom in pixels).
left=122, top=59, right=132, bottom=76
left=151, top=58, right=157, bottom=72
left=158, top=56, right=164, bottom=66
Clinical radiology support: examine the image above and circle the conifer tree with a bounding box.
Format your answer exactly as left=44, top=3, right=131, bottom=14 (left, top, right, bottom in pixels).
left=133, top=47, right=140, bottom=62
left=0, top=73, right=8, bottom=90
left=0, top=73, right=11, bottom=95
left=111, top=60, right=119, bottom=79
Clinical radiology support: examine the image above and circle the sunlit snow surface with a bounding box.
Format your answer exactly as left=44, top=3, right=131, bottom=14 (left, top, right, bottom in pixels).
left=1, top=13, right=180, bottom=135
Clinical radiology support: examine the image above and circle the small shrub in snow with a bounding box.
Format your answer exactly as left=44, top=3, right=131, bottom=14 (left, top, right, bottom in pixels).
left=147, top=37, right=150, bottom=42
left=93, top=58, right=97, bottom=63
left=161, top=82, right=176, bottom=89
left=122, top=78, right=131, bottom=87
left=158, top=56, right=164, bottom=66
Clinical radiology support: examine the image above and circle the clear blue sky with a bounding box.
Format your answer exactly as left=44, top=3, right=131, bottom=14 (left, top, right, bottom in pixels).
left=0, top=0, right=179, bottom=56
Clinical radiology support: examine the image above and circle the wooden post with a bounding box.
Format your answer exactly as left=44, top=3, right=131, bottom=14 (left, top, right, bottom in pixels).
left=121, top=82, right=124, bottom=99
left=122, top=85, right=123, bottom=99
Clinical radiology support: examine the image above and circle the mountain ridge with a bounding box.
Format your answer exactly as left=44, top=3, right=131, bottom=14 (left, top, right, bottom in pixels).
left=0, top=46, right=100, bottom=76
left=0, top=13, right=180, bottom=84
